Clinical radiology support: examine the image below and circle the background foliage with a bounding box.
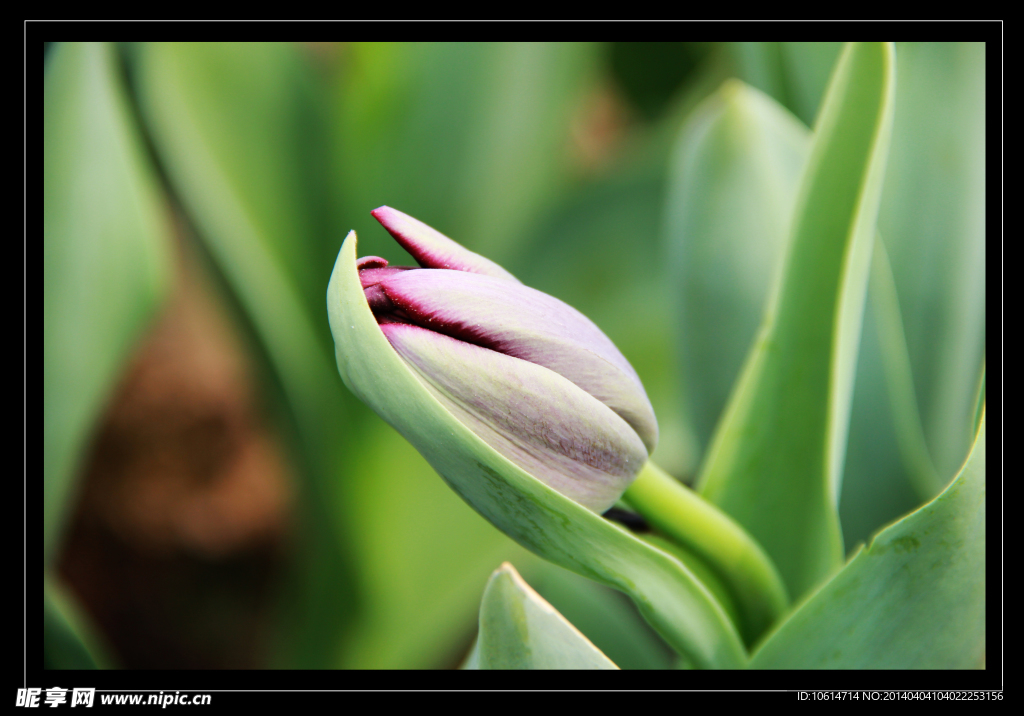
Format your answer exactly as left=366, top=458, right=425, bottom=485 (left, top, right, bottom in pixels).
left=44, top=42, right=986, bottom=669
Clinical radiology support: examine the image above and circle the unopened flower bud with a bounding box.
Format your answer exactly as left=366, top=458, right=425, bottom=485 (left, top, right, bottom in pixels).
left=329, top=207, right=658, bottom=513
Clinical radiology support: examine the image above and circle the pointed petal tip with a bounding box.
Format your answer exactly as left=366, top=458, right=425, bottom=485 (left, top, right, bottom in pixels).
left=370, top=206, right=392, bottom=222
left=370, top=205, right=410, bottom=235
left=369, top=206, right=520, bottom=283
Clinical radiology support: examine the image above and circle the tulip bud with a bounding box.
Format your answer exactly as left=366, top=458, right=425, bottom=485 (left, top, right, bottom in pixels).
left=329, top=207, right=658, bottom=513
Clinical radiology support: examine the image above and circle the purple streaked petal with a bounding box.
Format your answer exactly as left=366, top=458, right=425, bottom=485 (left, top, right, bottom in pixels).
left=371, top=206, right=520, bottom=283
left=382, top=323, right=647, bottom=513
left=375, top=269, right=658, bottom=453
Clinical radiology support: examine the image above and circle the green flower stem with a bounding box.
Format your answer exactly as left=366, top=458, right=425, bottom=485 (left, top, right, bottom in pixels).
left=623, top=461, right=789, bottom=645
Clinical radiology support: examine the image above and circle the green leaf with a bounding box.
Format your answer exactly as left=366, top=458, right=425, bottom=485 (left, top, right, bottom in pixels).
left=665, top=79, right=811, bottom=459
left=876, top=42, right=986, bottom=495
left=135, top=42, right=355, bottom=667
left=662, top=73, right=919, bottom=557
left=44, top=42, right=172, bottom=566
left=751, top=413, right=985, bottom=668
left=661, top=68, right=922, bottom=572
left=839, top=43, right=986, bottom=545
left=466, top=563, right=618, bottom=669
left=329, top=232, right=747, bottom=669
left=696, top=43, right=897, bottom=600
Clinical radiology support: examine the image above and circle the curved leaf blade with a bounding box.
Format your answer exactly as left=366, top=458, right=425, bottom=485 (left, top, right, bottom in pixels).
left=666, top=79, right=810, bottom=459
left=877, top=42, right=986, bottom=495
left=44, top=42, right=172, bottom=566
left=467, top=562, right=618, bottom=669
left=663, top=73, right=921, bottom=565
left=697, top=43, right=897, bottom=599
left=751, top=414, right=985, bottom=668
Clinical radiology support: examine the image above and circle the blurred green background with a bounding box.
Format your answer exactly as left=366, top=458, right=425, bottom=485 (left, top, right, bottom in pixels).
left=44, top=42, right=985, bottom=669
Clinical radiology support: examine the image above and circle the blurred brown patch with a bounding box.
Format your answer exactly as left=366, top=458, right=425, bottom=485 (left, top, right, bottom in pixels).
left=568, top=80, right=635, bottom=177
left=57, top=229, right=295, bottom=669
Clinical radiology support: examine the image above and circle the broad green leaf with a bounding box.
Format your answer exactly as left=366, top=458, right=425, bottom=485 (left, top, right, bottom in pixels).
left=728, top=42, right=984, bottom=521
left=466, top=563, right=618, bottom=669
left=697, top=43, right=896, bottom=599
left=665, top=79, right=810, bottom=459
left=137, top=42, right=337, bottom=342
left=44, top=42, right=172, bottom=566
left=839, top=43, right=987, bottom=544
left=877, top=42, right=986, bottom=496
left=663, top=75, right=920, bottom=555
left=136, top=42, right=355, bottom=667
left=751, top=414, right=985, bottom=668
left=329, top=232, right=746, bottom=669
